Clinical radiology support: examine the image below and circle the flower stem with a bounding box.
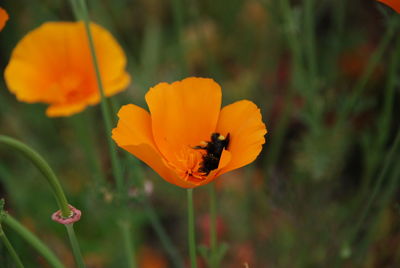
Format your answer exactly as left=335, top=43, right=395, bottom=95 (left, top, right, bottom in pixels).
left=342, top=128, right=400, bottom=259
left=264, top=0, right=299, bottom=170
left=304, top=0, right=317, bottom=85
left=0, top=135, right=70, bottom=217
left=187, top=188, right=198, bottom=268
left=0, top=136, right=85, bottom=267
left=3, top=215, right=65, bottom=268
left=171, top=0, right=187, bottom=76
left=120, top=220, right=137, bottom=268
left=69, top=3, right=138, bottom=268
left=209, top=183, right=218, bottom=268
left=73, top=0, right=124, bottom=196
left=65, top=224, right=86, bottom=268
left=0, top=224, right=24, bottom=268
left=338, top=16, right=399, bottom=122
left=143, top=200, right=184, bottom=268
left=70, top=113, right=106, bottom=187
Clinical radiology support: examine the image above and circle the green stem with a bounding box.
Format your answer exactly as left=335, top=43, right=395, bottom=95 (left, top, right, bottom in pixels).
left=73, top=0, right=124, bottom=195
left=329, top=0, right=345, bottom=82
left=0, top=224, right=25, bottom=268
left=304, top=0, right=317, bottom=85
left=70, top=113, right=106, bottom=186
left=143, top=200, right=184, bottom=268
left=65, top=224, right=86, bottom=268
left=345, top=129, right=400, bottom=252
left=3, top=215, right=65, bottom=268
left=304, top=0, right=320, bottom=125
left=0, top=136, right=85, bottom=267
left=359, top=35, right=400, bottom=201
left=187, top=189, right=198, bottom=268
left=0, top=135, right=70, bottom=217
left=120, top=221, right=137, bottom=268
left=209, top=183, right=218, bottom=268
left=69, top=0, right=83, bottom=19
left=125, top=154, right=184, bottom=268
left=338, top=16, right=398, bottom=122
left=171, top=0, right=187, bottom=75
left=280, top=0, right=304, bottom=86
left=264, top=0, right=300, bottom=170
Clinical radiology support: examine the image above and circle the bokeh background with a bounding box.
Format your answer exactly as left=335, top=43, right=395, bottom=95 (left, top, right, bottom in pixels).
left=1, top=0, right=400, bottom=267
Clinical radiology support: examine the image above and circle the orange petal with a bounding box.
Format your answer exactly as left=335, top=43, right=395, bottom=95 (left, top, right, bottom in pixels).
left=4, top=22, right=130, bottom=117
left=377, top=0, right=400, bottom=13
left=0, top=7, right=8, bottom=31
left=216, top=100, right=267, bottom=175
left=90, top=23, right=131, bottom=96
left=145, top=77, right=221, bottom=163
left=112, top=104, right=193, bottom=188
left=46, top=102, right=87, bottom=117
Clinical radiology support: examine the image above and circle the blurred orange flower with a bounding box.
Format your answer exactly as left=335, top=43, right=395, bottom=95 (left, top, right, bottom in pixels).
left=0, top=7, right=8, bottom=31
left=377, top=0, right=400, bottom=13
left=4, top=22, right=130, bottom=117
left=112, top=77, right=267, bottom=188
left=138, top=246, right=168, bottom=268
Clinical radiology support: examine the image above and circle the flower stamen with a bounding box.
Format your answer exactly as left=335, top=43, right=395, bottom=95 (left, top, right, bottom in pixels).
left=166, top=147, right=207, bottom=184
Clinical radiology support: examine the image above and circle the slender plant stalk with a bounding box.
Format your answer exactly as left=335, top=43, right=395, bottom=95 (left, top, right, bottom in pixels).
left=65, top=224, right=85, bottom=268
left=304, top=0, right=317, bottom=85
left=69, top=2, right=137, bottom=268
left=120, top=221, right=137, bottom=268
left=359, top=35, right=400, bottom=199
left=125, top=154, right=184, bottom=268
left=0, top=135, right=85, bottom=267
left=264, top=0, right=300, bottom=170
left=69, top=0, right=83, bottom=19
left=143, top=200, right=184, bottom=268
left=0, top=135, right=70, bottom=217
left=68, top=3, right=187, bottom=267
left=280, top=0, right=304, bottom=85
left=338, top=16, right=399, bottom=122
left=0, top=225, right=25, bottom=268
left=356, top=159, right=400, bottom=263
left=73, top=0, right=124, bottom=195
left=304, top=0, right=320, bottom=125
left=338, top=34, right=400, bottom=266
left=4, top=215, right=65, bottom=268
left=171, top=0, right=187, bottom=75
left=209, top=183, right=218, bottom=268
left=70, top=113, right=106, bottom=186
left=187, top=189, right=198, bottom=268
left=329, top=0, right=345, bottom=81
left=344, top=129, right=400, bottom=253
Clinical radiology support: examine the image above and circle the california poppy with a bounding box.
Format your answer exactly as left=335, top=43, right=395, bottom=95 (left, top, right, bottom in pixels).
left=0, top=7, right=8, bottom=31
left=4, top=22, right=130, bottom=117
left=377, top=0, right=400, bottom=13
left=112, top=77, right=267, bottom=188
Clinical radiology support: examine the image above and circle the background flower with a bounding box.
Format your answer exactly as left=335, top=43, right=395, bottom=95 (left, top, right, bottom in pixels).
left=0, top=7, right=8, bottom=31
left=377, top=0, right=400, bottom=13
left=4, top=21, right=130, bottom=117
left=112, top=77, right=267, bottom=188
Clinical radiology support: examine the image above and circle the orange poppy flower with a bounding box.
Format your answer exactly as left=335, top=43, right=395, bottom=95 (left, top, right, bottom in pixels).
left=112, top=77, right=267, bottom=188
left=0, top=7, right=8, bottom=31
left=377, top=0, right=400, bottom=13
left=4, top=22, right=130, bottom=117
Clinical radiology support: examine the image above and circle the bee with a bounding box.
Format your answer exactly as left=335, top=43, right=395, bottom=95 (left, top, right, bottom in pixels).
left=194, top=132, right=230, bottom=175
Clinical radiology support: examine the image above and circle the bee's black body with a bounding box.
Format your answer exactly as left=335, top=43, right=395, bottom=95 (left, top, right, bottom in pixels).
left=194, top=132, right=230, bottom=175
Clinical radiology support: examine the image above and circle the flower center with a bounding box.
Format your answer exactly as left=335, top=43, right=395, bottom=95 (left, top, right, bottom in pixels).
left=166, top=147, right=207, bottom=184
left=60, top=73, right=81, bottom=91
